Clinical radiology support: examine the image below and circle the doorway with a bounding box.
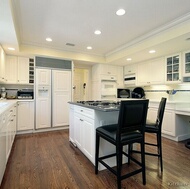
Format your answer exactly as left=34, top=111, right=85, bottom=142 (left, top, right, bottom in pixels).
left=73, top=68, right=90, bottom=101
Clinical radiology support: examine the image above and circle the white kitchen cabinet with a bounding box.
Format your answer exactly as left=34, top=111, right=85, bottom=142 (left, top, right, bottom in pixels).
left=6, top=55, right=18, bottom=84
left=148, top=102, right=176, bottom=138
left=182, top=50, right=190, bottom=77
left=17, top=57, right=29, bottom=84
left=124, top=64, right=137, bottom=75
left=165, top=53, right=182, bottom=83
left=162, top=110, right=176, bottom=136
left=116, top=66, right=124, bottom=88
left=36, top=68, right=51, bottom=86
left=0, top=45, right=6, bottom=83
left=0, top=112, right=6, bottom=185
left=69, top=105, right=74, bottom=143
left=6, top=104, right=17, bottom=161
left=137, top=57, right=165, bottom=86
left=73, top=106, right=95, bottom=163
left=6, top=55, right=31, bottom=84
left=36, top=69, right=51, bottom=129
left=17, top=101, right=34, bottom=131
left=52, top=70, right=71, bottom=127
left=92, top=64, right=117, bottom=81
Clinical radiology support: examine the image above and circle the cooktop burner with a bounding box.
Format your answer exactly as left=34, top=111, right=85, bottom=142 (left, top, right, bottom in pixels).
left=76, top=100, right=120, bottom=106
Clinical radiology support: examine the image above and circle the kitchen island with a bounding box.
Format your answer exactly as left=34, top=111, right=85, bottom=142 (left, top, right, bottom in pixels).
left=69, top=101, right=125, bottom=170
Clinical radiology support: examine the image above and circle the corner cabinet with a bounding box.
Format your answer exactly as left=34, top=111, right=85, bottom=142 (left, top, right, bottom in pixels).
left=182, top=50, right=190, bottom=77
left=165, top=53, right=182, bottom=83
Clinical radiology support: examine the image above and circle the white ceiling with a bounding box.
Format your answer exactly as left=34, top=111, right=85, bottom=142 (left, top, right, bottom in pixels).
left=1, top=0, right=190, bottom=65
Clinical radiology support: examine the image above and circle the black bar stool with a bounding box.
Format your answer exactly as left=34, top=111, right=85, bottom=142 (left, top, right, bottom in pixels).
left=95, top=100, right=149, bottom=189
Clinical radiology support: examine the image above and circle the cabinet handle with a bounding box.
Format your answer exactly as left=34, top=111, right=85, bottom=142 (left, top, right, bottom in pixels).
left=10, top=110, right=13, bottom=112
left=10, top=119, right=14, bottom=121
left=80, top=119, right=83, bottom=121
left=80, top=110, right=83, bottom=112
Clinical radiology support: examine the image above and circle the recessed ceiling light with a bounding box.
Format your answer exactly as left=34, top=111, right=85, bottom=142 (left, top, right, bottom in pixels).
left=46, top=38, right=52, bottom=42
left=116, top=9, right=126, bottom=16
left=87, top=46, right=92, bottom=50
left=126, top=58, right=132, bottom=61
left=149, top=50, right=156, bottom=53
left=8, top=47, right=15, bottom=51
left=94, top=30, right=101, bottom=35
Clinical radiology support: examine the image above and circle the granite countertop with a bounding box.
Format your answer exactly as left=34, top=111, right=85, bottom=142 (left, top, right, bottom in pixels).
left=68, top=102, right=120, bottom=112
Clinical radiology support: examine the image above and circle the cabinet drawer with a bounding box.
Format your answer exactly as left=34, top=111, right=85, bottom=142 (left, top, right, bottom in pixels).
left=75, top=106, right=94, bottom=119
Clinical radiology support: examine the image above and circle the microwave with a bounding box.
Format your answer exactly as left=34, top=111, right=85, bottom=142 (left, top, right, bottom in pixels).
left=124, top=74, right=136, bottom=85
left=117, top=89, right=131, bottom=98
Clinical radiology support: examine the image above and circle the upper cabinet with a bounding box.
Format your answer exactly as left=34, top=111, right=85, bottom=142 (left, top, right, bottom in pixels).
left=124, top=64, right=136, bottom=75
left=182, top=50, right=190, bottom=77
left=92, top=64, right=117, bottom=81
left=116, top=66, right=124, bottom=88
left=0, top=46, right=6, bottom=83
left=17, top=57, right=29, bottom=84
left=165, top=53, right=181, bottom=84
left=137, top=57, right=165, bottom=86
left=5, top=55, right=34, bottom=84
left=6, top=56, right=18, bottom=84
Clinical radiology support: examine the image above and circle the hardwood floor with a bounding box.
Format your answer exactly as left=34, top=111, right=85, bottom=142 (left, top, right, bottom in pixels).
left=1, top=130, right=190, bottom=189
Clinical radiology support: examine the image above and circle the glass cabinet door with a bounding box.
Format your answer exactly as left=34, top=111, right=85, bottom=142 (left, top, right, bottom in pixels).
left=166, top=54, right=180, bottom=82
left=185, top=52, right=190, bottom=74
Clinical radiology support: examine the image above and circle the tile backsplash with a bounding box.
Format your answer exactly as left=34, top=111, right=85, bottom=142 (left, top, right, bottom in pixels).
left=144, top=84, right=190, bottom=101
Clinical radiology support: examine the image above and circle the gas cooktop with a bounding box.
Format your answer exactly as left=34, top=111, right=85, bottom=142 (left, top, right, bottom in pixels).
left=76, top=100, right=120, bottom=111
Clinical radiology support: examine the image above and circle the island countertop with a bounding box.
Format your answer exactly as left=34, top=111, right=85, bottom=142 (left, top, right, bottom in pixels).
left=68, top=101, right=120, bottom=112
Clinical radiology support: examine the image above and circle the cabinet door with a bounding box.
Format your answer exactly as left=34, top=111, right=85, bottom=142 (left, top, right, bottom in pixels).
left=147, top=108, right=157, bottom=121
left=117, top=66, right=124, bottom=88
left=0, top=46, right=6, bottom=82
left=69, top=105, right=74, bottom=143
left=17, top=102, right=34, bottom=131
left=150, top=58, right=165, bottom=84
left=36, top=98, right=51, bottom=129
left=0, top=113, right=6, bottom=185
left=100, top=64, right=117, bottom=75
left=82, top=117, right=94, bottom=163
left=52, top=70, right=71, bottom=127
left=17, top=57, right=29, bottom=84
left=74, top=113, right=82, bottom=149
left=162, top=110, right=175, bottom=136
left=166, top=54, right=181, bottom=83
left=6, top=56, right=18, bottom=83
left=124, top=64, right=136, bottom=75
left=36, top=68, right=51, bottom=85
left=137, top=62, right=150, bottom=85
left=182, top=50, right=190, bottom=77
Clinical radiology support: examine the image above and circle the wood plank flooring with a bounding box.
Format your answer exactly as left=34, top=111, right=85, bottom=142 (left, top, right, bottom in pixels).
left=1, top=130, right=190, bottom=189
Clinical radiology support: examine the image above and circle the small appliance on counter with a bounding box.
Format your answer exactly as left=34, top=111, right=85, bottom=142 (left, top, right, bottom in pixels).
left=1, top=87, right=6, bottom=99
left=131, top=87, right=145, bottom=99
left=17, top=89, right=34, bottom=99
left=117, top=88, right=131, bottom=98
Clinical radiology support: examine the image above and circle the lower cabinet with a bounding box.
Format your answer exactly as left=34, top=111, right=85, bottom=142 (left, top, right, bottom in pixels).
left=0, top=103, right=17, bottom=185
left=6, top=104, right=17, bottom=161
left=0, top=113, right=6, bottom=185
left=72, top=106, right=95, bottom=164
left=17, top=101, right=34, bottom=131
left=148, top=106, right=176, bottom=136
